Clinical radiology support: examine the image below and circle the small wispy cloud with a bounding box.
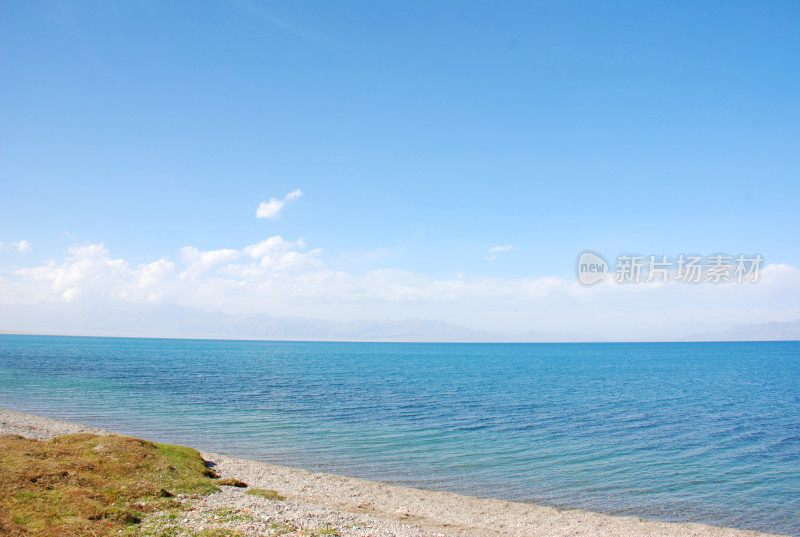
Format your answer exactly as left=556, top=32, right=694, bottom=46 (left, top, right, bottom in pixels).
left=256, top=189, right=303, bottom=219
left=485, top=244, right=513, bottom=261
left=0, top=240, right=32, bottom=254
left=235, top=0, right=316, bottom=43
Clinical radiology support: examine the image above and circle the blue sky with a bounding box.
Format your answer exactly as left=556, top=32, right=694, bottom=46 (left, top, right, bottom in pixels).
left=1, top=1, right=799, bottom=339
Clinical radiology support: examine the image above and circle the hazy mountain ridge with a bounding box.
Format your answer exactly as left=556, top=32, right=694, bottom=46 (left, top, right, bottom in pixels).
left=0, top=303, right=503, bottom=342
left=0, top=303, right=797, bottom=342
left=683, top=320, right=800, bottom=342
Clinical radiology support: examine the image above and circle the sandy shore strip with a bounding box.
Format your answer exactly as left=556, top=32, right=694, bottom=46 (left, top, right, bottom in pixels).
left=0, top=409, right=785, bottom=537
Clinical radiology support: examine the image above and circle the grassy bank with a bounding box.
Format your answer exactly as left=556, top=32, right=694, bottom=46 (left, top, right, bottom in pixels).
left=0, top=433, right=221, bottom=536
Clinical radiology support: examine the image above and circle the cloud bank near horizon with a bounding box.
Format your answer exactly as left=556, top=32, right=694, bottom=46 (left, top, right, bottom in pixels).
left=1, top=237, right=798, bottom=340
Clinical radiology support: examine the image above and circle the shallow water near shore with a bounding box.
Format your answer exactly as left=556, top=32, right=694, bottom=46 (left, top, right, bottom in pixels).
left=1, top=335, right=798, bottom=535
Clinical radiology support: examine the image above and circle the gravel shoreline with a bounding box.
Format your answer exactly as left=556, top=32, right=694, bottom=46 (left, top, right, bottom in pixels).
left=0, top=409, right=785, bottom=537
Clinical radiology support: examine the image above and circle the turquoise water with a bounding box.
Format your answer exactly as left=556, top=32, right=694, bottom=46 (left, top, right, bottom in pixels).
left=0, top=335, right=798, bottom=535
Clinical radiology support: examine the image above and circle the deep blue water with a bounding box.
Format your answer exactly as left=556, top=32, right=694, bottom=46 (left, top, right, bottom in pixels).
left=0, top=335, right=798, bottom=535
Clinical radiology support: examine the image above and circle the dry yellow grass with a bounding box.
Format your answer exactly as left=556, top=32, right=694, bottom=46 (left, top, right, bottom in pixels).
left=0, top=433, right=220, bottom=537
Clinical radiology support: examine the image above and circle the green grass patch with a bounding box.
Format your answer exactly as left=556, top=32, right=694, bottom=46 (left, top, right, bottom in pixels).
left=0, top=433, right=220, bottom=537
left=244, top=488, right=285, bottom=501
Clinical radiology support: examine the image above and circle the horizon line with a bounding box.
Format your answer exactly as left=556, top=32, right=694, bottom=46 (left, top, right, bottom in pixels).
left=1, top=330, right=798, bottom=345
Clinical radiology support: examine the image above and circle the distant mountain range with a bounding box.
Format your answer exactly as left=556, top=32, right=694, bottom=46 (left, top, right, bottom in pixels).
left=0, top=302, right=797, bottom=342
left=682, top=320, right=800, bottom=342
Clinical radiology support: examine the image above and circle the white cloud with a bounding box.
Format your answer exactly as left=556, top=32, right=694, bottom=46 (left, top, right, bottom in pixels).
left=285, top=188, right=303, bottom=200
left=14, top=243, right=127, bottom=301
left=243, top=236, right=292, bottom=259
left=180, top=247, right=241, bottom=277
left=256, top=188, right=303, bottom=219
left=0, top=240, right=32, bottom=253
left=129, top=260, right=177, bottom=303
left=242, top=236, right=321, bottom=271
left=485, top=244, right=513, bottom=261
